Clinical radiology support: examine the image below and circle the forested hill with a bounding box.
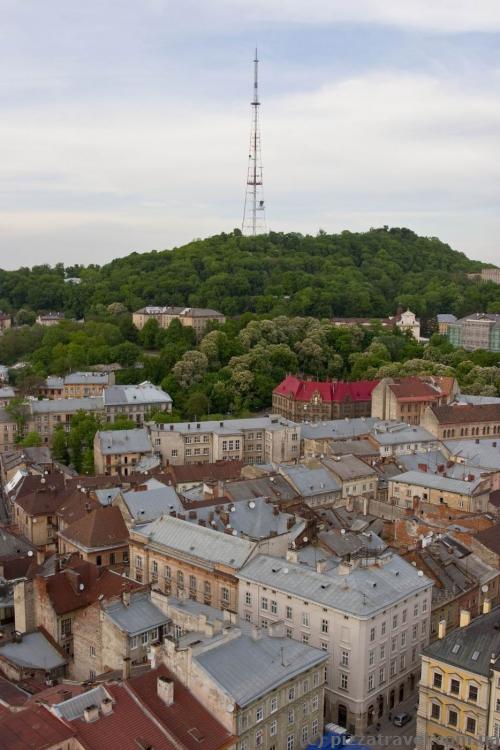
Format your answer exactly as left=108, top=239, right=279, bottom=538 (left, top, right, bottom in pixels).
left=0, top=227, right=498, bottom=321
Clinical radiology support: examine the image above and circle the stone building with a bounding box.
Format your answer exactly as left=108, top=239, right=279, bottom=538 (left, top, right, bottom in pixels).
left=94, top=428, right=154, bottom=476
left=421, top=402, right=500, bottom=440
left=371, top=376, right=458, bottom=425
left=238, top=549, right=432, bottom=734
left=388, top=470, right=491, bottom=514
left=448, top=312, right=500, bottom=352
left=132, top=305, right=225, bottom=340
left=129, top=514, right=257, bottom=613
left=396, top=308, right=421, bottom=339
left=57, top=505, right=130, bottom=568
left=272, top=375, right=378, bottom=422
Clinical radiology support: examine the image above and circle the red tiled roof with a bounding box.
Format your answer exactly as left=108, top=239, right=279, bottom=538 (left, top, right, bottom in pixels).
left=56, top=488, right=100, bottom=525
left=0, top=675, right=30, bottom=707
left=273, top=375, right=378, bottom=403
left=13, top=473, right=67, bottom=500
left=43, top=560, right=141, bottom=615
left=474, top=525, right=500, bottom=555
left=59, top=505, right=129, bottom=549
left=0, top=555, right=35, bottom=580
left=128, top=665, right=234, bottom=750
left=430, top=403, right=500, bottom=424
left=166, top=461, right=244, bottom=484
left=388, top=376, right=445, bottom=402
left=0, top=704, right=74, bottom=750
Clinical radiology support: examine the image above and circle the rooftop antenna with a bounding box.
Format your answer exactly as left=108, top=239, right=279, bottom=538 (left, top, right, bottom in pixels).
left=242, top=48, right=266, bottom=235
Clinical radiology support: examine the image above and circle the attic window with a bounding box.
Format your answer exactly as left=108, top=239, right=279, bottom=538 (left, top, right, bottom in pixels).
left=188, top=727, right=205, bottom=742
left=451, top=644, right=461, bottom=654
left=471, top=651, right=480, bottom=661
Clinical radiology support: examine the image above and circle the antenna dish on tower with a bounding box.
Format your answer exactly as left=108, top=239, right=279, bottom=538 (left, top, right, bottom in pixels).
left=242, top=48, right=266, bottom=235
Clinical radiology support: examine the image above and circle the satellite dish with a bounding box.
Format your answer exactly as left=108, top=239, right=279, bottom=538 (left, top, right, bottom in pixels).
left=283, top=567, right=289, bottom=574
left=27, top=550, right=34, bottom=557
left=417, top=571, right=424, bottom=577
left=481, top=584, right=489, bottom=593
left=249, top=501, right=256, bottom=509
left=226, top=704, right=235, bottom=713
left=303, top=536, right=308, bottom=543
left=79, top=583, right=85, bottom=590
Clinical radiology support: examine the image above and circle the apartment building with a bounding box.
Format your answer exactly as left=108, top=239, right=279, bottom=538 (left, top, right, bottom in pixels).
left=437, top=314, right=457, bottom=335
left=369, top=421, right=440, bottom=456
left=155, top=617, right=328, bottom=750
left=238, top=550, right=432, bottom=733
left=63, top=371, right=113, bottom=398
left=418, top=605, right=500, bottom=750
left=321, top=454, right=378, bottom=499
left=272, top=376, right=378, bottom=422
left=389, top=470, right=491, bottom=514
left=36, top=312, right=65, bottom=326
left=371, top=376, right=458, bottom=425
left=58, top=505, right=129, bottom=568
left=448, top=313, right=500, bottom=352
left=103, top=382, right=172, bottom=423
left=132, top=305, right=225, bottom=339
left=422, top=403, right=500, bottom=440
left=129, top=515, right=257, bottom=613
left=94, top=427, right=154, bottom=475
left=150, top=415, right=300, bottom=466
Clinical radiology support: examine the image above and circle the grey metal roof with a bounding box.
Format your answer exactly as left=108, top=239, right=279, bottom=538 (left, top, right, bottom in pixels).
left=390, top=470, right=484, bottom=495
left=97, top=428, right=152, bottom=455
left=30, top=396, right=103, bottom=414
left=423, top=607, right=500, bottom=676
left=45, top=376, right=64, bottom=388
left=195, top=624, right=328, bottom=707
left=64, top=371, right=109, bottom=385
left=278, top=465, right=341, bottom=497
left=0, top=386, right=15, bottom=398
left=167, top=596, right=225, bottom=625
left=104, top=381, right=172, bottom=406
left=152, top=414, right=297, bottom=436
left=301, top=417, right=377, bottom=440
left=396, top=450, right=449, bottom=473
left=322, top=455, right=376, bottom=480
left=186, top=497, right=298, bottom=541
left=456, top=394, right=500, bottom=406
left=370, top=422, right=437, bottom=445
left=95, top=487, right=122, bottom=506
left=0, top=632, right=66, bottom=670
left=103, top=591, right=169, bottom=635
left=122, top=485, right=183, bottom=522
left=53, top=686, right=111, bottom=721
left=226, top=475, right=298, bottom=502
left=134, top=514, right=256, bottom=569
left=444, top=439, right=500, bottom=470
left=0, top=528, right=34, bottom=557
left=238, top=553, right=432, bottom=617
left=437, top=314, right=457, bottom=323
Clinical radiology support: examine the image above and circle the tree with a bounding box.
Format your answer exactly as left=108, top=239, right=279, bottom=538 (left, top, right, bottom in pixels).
left=173, top=351, right=208, bottom=388
left=52, top=426, right=69, bottom=464
left=185, top=391, right=210, bottom=419
left=6, top=397, right=29, bottom=438
left=19, top=431, right=42, bottom=447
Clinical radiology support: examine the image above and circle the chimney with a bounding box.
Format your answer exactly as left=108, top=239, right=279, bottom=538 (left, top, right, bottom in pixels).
left=459, top=609, right=471, bottom=628
left=268, top=621, right=285, bottom=638
left=251, top=624, right=262, bottom=641
left=438, top=620, right=447, bottom=639
left=316, top=560, right=327, bottom=574
left=101, top=697, right=113, bottom=716
left=286, top=549, right=298, bottom=563
left=123, top=656, right=131, bottom=680
left=418, top=463, right=428, bottom=472
left=122, top=590, right=131, bottom=607
left=36, top=549, right=45, bottom=566
left=150, top=642, right=162, bottom=670
left=83, top=705, right=99, bottom=723
left=483, top=599, right=492, bottom=615
left=157, top=676, right=174, bottom=706
left=362, top=496, right=368, bottom=516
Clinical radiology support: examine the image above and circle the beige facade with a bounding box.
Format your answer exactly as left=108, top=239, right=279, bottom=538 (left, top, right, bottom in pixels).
left=422, top=404, right=500, bottom=440
left=151, top=415, right=300, bottom=467
left=389, top=475, right=491, bottom=514
left=133, top=305, right=225, bottom=340
left=371, top=377, right=457, bottom=425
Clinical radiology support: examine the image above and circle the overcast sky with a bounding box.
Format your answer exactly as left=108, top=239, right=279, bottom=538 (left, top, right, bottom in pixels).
left=1, top=0, right=500, bottom=269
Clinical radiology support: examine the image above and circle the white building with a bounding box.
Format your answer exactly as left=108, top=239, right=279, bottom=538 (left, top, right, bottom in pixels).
left=238, top=550, right=432, bottom=734
left=397, top=309, right=421, bottom=340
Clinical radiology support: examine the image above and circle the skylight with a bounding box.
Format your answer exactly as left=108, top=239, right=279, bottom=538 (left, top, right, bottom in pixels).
left=451, top=644, right=461, bottom=654
left=471, top=650, right=480, bottom=661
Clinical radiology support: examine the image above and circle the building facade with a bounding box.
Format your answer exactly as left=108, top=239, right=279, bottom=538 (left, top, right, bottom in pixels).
left=448, top=313, right=500, bottom=352
left=272, top=376, right=378, bottom=422
left=132, top=305, right=225, bottom=339
left=371, top=376, right=458, bottom=425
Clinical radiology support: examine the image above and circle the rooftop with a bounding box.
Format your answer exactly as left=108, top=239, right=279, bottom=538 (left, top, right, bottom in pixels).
left=473, top=525, right=500, bottom=556
left=121, top=484, right=183, bottom=523
left=0, top=631, right=66, bottom=671
left=59, top=505, right=129, bottom=550
left=301, top=417, right=378, bottom=441
left=0, top=704, right=74, bottom=750
left=370, top=421, right=437, bottom=445
left=103, top=381, right=172, bottom=406
left=64, top=371, right=109, bottom=385
left=390, top=469, right=486, bottom=495
left=103, top=591, right=169, bottom=635
left=279, top=464, right=342, bottom=497
left=273, top=375, right=378, bottom=403
left=152, top=414, right=298, bottom=435
left=238, top=552, right=431, bottom=618
left=166, top=460, right=244, bottom=484
left=96, top=428, right=152, bottom=455
left=30, top=396, right=103, bottom=414
left=429, top=402, right=500, bottom=424
left=322, top=454, right=376, bottom=480
left=387, top=376, right=453, bottom=402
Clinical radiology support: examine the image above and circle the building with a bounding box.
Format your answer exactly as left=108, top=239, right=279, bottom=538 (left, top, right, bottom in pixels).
left=278, top=464, right=342, bottom=508
left=11, top=482, right=71, bottom=548
left=0, top=630, right=67, bottom=684
left=238, top=549, right=432, bottom=733
left=321, top=455, right=378, bottom=499
left=272, top=376, right=378, bottom=422
left=417, top=605, right=500, bottom=750
left=38, top=375, right=64, bottom=399
left=165, top=459, right=244, bottom=491
left=156, top=616, right=328, bottom=750
left=371, top=376, right=458, bottom=425
left=0, top=704, right=76, bottom=750
left=448, top=313, right=500, bottom=352
left=467, top=267, right=500, bottom=284
left=57, top=505, right=129, bottom=568
left=132, top=305, right=225, bottom=339
left=389, top=470, right=491, bottom=514
left=72, top=589, right=169, bottom=680
left=63, top=371, right=113, bottom=398
left=129, top=514, right=257, bottom=612
left=437, top=314, right=457, bottom=335
left=422, top=403, right=500, bottom=440
left=396, top=309, right=421, bottom=339
left=151, top=415, right=300, bottom=467
left=103, top=382, right=172, bottom=423
left=0, top=445, right=54, bottom=486
left=27, top=396, right=105, bottom=443
left=94, top=428, right=154, bottom=476
left=369, top=421, right=440, bottom=456
left=36, top=312, right=65, bottom=326
left=0, top=312, right=12, bottom=333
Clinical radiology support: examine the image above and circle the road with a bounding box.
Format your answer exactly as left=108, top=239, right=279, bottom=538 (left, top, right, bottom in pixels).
left=356, top=695, right=420, bottom=750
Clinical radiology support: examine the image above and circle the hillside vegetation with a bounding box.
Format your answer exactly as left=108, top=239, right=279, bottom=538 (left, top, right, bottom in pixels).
left=0, top=227, right=498, bottom=321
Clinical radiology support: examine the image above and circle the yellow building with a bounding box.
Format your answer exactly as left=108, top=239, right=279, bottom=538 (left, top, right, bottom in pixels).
left=132, top=305, right=225, bottom=340
left=418, top=604, right=500, bottom=750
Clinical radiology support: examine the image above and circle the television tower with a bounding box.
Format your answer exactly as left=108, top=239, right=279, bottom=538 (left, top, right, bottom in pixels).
left=242, top=49, right=266, bottom=235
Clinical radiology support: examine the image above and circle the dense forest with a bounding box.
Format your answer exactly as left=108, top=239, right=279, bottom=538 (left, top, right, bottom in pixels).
left=0, top=227, right=499, bottom=322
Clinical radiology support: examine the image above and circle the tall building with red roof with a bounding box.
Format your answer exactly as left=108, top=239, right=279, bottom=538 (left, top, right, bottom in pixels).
left=371, top=376, right=459, bottom=425
left=272, top=375, right=378, bottom=422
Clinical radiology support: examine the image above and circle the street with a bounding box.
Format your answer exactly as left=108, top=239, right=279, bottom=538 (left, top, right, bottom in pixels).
left=356, top=695, right=420, bottom=750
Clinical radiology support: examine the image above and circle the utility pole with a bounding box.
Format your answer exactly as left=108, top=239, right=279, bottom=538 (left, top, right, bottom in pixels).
left=242, top=49, right=266, bottom=235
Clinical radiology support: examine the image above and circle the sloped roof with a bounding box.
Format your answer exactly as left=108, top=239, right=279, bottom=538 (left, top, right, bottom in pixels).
left=59, top=505, right=129, bottom=550
left=474, top=525, right=500, bottom=555
left=388, top=376, right=446, bottom=402
left=166, top=460, right=244, bottom=484
left=273, top=375, right=378, bottom=403
left=103, top=382, right=172, bottom=406
left=56, top=489, right=100, bottom=525
left=14, top=485, right=72, bottom=516
left=429, top=403, right=500, bottom=424
left=0, top=704, right=74, bottom=750
left=96, top=428, right=152, bottom=455
left=0, top=632, right=66, bottom=671
left=103, top=591, right=168, bottom=635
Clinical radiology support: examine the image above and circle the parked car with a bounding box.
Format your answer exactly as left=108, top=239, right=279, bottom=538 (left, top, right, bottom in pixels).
left=393, top=713, right=411, bottom=727
left=324, top=724, right=353, bottom=744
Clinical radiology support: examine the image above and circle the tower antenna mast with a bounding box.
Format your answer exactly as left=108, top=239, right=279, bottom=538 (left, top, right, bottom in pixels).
left=242, top=48, right=266, bottom=235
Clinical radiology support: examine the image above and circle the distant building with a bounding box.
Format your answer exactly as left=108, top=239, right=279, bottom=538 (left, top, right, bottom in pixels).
left=396, top=308, right=421, bottom=339
left=36, top=312, right=65, bottom=326
left=94, top=428, right=154, bottom=476
left=448, top=312, right=500, bottom=352
left=58, top=505, right=129, bottom=568
left=388, top=470, right=491, bottom=514
left=273, top=375, right=378, bottom=422
left=467, top=267, right=500, bottom=284
left=63, top=371, right=114, bottom=398
left=371, top=376, right=458, bottom=425
left=132, top=305, right=225, bottom=340
left=0, top=312, right=12, bottom=334
left=421, top=402, right=500, bottom=440
left=437, top=313, right=457, bottom=335
left=103, top=381, right=172, bottom=423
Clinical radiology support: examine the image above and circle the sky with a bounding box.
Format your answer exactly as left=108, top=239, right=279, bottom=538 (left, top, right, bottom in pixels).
left=1, top=0, right=500, bottom=269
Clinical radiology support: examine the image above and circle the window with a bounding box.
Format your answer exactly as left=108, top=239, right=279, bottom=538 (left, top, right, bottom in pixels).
left=392, top=614, right=398, bottom=629
left=412, top=624, right=418, bottom=641
left=270, top=719, right=277, bottom=736
left=468, top=685, right=478, bottom=702
left=340, top=673, right=348, bottom=690
left=402, top=609, right=407, bottom=623
left=369, top=649, right=374, bottom=666
left=391, top=636, right=397, bottom=653
left=368, top=673, right=375, bottom=691
left=288, top=708, right=295, bottom=724
left=422, top=599, right=428, bottom=612
left=286, top=627, right=293, bottom=639
left=381, top=621, right=386, bottom=636
left=286, top=606, right=293, bottom=620
left=261, top=597, right=268, bottom=611
left=287, top=734, right=295, bottom=750
left=189, top=575, right=196, bottom=594
left=302, top=633, right=309, bottom=645
left=312, top=719, right=319, bottom=737
left=431, top=703, right=440, bottom=720
left=448, top=710, right=458, bottom=727
left=401, top=631, right=407, bottom=647
left=90, top=645, right=96, bottom=657
left=390, top=660, right=396, bottom=678
left=177, top=570, right=184, bottom=591
left=421, top=620, right=427, bottom=635
left=320, top=641, right=328, bottom=651
left=110, top=552, right=116, bottom=565
left=271, top=600, right=277, bottom=614
left=321, top=618, right=329, bottom=633
left=302, top=612, right=310, bottom=627
left=379, top=666, right=386, bottom=685
left=255, top=729, right=263, bottom=747
left=61, top=618, right=72, bottom=636
left=221, top=587, right=230, bottom=606
left=245, top=592, right=252, bottom=606
left=256, top=706, right=264, bottom=722
left=164, top=565, right=171, bottom=580
left=450, top=679, right=460, bottom=695
left=288, top=687, right=295, bottom=701
left=136, top=555, right=143, bottom=569
left=302, top=726, right=309, bottom=744
left=466, top=717, right=476, bottom=734
left=312, top=695, right=319, bottom=711
left=130, top=636, right=138, bottom=649
left=271, top=696, right=278, bottom=713
left=171, top=449, right=178, bottom=457
left=341, top=650, right=349, bottom=667
left=380, top=644, right=386, bottom=659
left=151, top=628, right=158, bottom=641
left=400, top=654, right=406, bottom=670
left=370, top=627, right=375, bottom=642
left=141, top=631, right=148, bottom=645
